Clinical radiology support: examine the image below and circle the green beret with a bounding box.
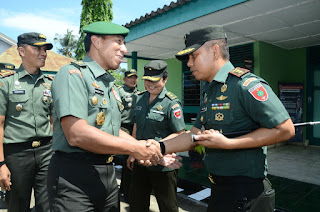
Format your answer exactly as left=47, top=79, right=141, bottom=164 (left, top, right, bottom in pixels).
left=142, top=60, right=167, bottom=82
left=124, top=69, right=138, bottom=77
left=83, top=21, right=129, bottom=36
left=175, top=25, right=227, bottom=61
left=0, top=62, right=15, bottom=70
left=17, top=32, right=53, bottom=50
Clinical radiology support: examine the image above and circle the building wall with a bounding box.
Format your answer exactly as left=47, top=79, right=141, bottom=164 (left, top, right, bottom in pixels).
left=0, top=40, right=13, bottom=55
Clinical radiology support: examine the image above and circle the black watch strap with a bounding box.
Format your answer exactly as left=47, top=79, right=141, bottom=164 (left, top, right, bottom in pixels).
left=0, top=161, right=5, bottom=167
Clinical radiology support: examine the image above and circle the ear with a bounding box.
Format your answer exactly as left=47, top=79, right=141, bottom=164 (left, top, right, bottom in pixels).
left=18, top=46, right=26, bottom=57
left=91, top=35, right=100, bottom=50
left=212, top=44, right=220, bottom=60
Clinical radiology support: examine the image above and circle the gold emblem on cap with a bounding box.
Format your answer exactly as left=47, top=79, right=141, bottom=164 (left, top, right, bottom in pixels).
left=157, top=105, right=163, bottom=111
left=39, top=34, right=46, bottom=39
left=177, top=48, right=195, bottom=56
left=221, top=84, right=227, bottom=93
left=200, top=115, right=204, bottom=123
left=16, top=104, right=22, bottom=111
left=96, top=111, right=105, bottom=125
left=216, top=95, right=228, bottom=101
left=92, top=96, right=98, bottom=105
left=215, top=113, right=224, bottom=121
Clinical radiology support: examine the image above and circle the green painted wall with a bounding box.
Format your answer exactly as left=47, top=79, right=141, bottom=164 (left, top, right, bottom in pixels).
left=254, top=42, right=306, bottom=95
left=127, top=58, right=183, bottom=100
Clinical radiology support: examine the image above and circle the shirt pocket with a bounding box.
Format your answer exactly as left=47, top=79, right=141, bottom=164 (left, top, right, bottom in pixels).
left=148, top=110, right=165, bottom=122
left=8, top=94, right=29, bottom=115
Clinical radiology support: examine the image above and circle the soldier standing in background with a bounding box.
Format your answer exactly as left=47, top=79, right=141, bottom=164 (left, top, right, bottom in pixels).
left=0, top=33, right=54, bottom=212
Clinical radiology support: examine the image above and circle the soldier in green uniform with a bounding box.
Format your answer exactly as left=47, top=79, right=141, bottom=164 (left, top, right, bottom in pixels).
left=118, top=69, right=139, bottom=202
left=158, top=26, right=295, bottom=212
left=129, top=60, right=185, bottom=212
left=0, top=33, right=54, bottom=212
left=47, top=22, right=167, bottom=212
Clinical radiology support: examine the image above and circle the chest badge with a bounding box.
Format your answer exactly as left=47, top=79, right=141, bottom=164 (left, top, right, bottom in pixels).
left=92, top=96, right=98, bottom=105
left=102, top=98, right=107, bottom=105
left=216, top=95, right=228, bottom=101
left=221, top=84, right=227, bottom=93
left=157, top=105, right=163, bottom=111
left=215, top=113, right=224, bottom=121
left=16, top=104, right=22, bottom=112
left=200, top=115, right=204, bottom=123
left=128, top=102, right=132, bottom=108
left=96, top=111, right=105, bottom=125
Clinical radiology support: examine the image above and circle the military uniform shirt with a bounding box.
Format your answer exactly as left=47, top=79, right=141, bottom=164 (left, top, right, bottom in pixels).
left=118, top=84, right=139, bottom=125
left=51, top=55, right=123, bottom=153
left=194, top=61, right=290, bottom=178
left=0, top=65, right=53, bottom=144
left=134, top=87, right=185, bottom=171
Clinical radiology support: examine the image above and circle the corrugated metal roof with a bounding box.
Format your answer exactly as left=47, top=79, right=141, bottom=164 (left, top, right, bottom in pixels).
left=0, top=45, right=74, bottom=72
left=124, top=0, right=191, bottom=28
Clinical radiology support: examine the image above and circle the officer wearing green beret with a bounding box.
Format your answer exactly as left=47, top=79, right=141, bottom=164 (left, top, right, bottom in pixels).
left=157, top=25, right=295, bottom=211
left=128, top=60, right=185, bottom=212
left=0, top=32, right=54, bottom=211
left=117, top=69, right=139, bottom=202
left=47, top=21, right=172, bottom=211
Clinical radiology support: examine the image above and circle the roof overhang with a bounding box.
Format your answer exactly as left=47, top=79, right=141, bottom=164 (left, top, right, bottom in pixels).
left=124, top=0, right=320, bottom=60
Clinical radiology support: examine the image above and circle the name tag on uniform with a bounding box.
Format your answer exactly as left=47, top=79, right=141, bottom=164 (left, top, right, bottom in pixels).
left=152, top=110, right=164, bottom=114
left=94, top=88, right=104, bottom=96
left=12, top=89, right=25, bottom=94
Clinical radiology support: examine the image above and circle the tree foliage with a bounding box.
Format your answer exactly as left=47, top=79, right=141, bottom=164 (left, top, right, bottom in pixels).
left=75, top=0, right=113, bottom=60
left=54, top=29, right=78, bottom=58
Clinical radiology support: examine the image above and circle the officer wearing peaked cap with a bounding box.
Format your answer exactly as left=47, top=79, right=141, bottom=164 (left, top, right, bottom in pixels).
left=153, top=25, right=295, bottom=212
left=0, top=32, right=54, bottom=211
left=129, top=60, right=185, bottom=212
left=48, top=22, right=181, bottom=211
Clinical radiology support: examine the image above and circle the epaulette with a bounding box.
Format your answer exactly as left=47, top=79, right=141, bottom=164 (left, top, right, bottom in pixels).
left=138, top=90, right=147, bottom=95
left=71, top=61, right=87, bottom=68
left=46, top=75, right=54, bottom=80
left=166, top=91, right=177, bottom=100
left=229, top=67, right=250, bottom=78
left=0, top=70, right=15, bottom=78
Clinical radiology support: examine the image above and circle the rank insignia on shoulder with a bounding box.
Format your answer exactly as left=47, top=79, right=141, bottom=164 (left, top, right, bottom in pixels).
left=69, top=69, right=83, bottom=78
left=166, top=91, right=177, bottom=100
left=230, top=67, right=250, bottom=77
left=0, top=70, right=15, bottom=78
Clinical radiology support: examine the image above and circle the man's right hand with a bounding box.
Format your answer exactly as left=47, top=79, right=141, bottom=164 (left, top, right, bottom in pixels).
left=0, top=165, right=11, bottom=191
left=132, top=140, right=162, bottom=166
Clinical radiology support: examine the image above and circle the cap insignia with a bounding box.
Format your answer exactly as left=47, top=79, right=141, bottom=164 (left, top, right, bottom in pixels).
left=177, top=48, right=195, bottom=56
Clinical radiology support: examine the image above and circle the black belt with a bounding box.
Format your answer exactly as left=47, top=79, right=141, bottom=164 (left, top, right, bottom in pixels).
left=209, top=174, right=264, bottom=185
left=55, top=151, right=114, bottom=165
left=4, top=137, right=52, bottom=149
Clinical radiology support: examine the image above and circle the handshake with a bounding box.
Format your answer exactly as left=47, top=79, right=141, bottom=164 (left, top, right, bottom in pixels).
left=127, top=139, right=183, bottom=170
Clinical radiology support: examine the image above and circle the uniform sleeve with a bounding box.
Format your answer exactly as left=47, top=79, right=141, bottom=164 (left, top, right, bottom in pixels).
left=239, top=78, right=290, bottom=129
left=52, top=66, right=88, bottom=120
left=0, top=79, right=8, bottom=116
left=193, top=111, right=202, bottom=129
left=168, top=100, right=186, bottom=132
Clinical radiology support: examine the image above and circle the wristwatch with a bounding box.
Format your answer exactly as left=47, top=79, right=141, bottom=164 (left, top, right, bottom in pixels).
left=0, top=161, right=6, bottom=167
